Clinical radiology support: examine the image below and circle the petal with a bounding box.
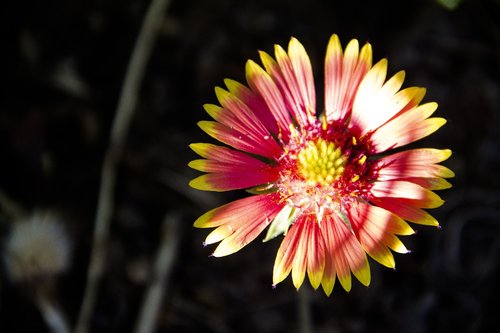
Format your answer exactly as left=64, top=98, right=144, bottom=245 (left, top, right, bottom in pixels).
left=322, top=215, right=350, bottom=291
left=246, top=60, right=292, bottom=138
left=377, top=165, right=455, bottom=182
left=351, top=203, right=415, bottom=236
left=224, top=78, right=279, bottom=134
left=382, top=233, right=410, bottom=254
left=325, top=35, right=373, bottom=122
left=189, top=143, right=278, bottom=191
left=348, top=202, right=406, bottom=268
left=377, top=161, right=455, bottom=181
left=371, top=197, right=439, bottom=226
left=305, top=220, right=326, bottom=290
left=273, top=217, right=303, bottom=287
left=370, top=102, right=446, bottom=153
left=288, top=38, right=316, bottom=121
left=291, top=220, right=309, bottom=289
left=324, top=34, right=343, bottom=120
left=214, top=87, right=266, bottom=135
left=194, top=193, right=282, bottom=229
left=400, top=177, right=452, bottom=190
left=278, top=216, right=326, bottom=290
left=375, top=148, right=454, bottom=190
left=260, top=49, right=311, bottom=127
left=189, top=171, right=277, bottom=192
left=212, top=87, right=283, bottom=155
left=197, top=120, right=277, bottom=158
left=321, top=213, right=371, bottom=293
left=371, top=180, right=444, bottom=208
left=211, top=218, right=269, bottom=257
left=320, top=259, right=336, bottom=296
left=351, top=56, right=428, bottom=137
left=275, top=216, right=325, bottom=289
left=195, top=193, right=284, bottom=257
left=366, top=86, right=426, bottom=134
left=349, top=59, right=388, bottom=133
left=378, top=148, right=453, bottom=166
left=189, top=143, right=273, bottom=171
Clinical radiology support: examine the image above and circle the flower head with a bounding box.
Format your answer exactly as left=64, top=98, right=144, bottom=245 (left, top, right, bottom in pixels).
left=189, top=34, right=453, bottom=295
left=3, top=212, right=72, bottom=283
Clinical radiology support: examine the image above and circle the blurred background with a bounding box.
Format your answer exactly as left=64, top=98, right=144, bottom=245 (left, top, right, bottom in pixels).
left=1, top=0, right=499, bottom=332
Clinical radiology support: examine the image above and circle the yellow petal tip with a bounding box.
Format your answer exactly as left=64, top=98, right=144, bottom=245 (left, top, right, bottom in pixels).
left=189, top=175, right=218, bottom=192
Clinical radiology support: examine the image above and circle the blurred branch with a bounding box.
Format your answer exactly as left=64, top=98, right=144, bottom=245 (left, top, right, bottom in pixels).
left=74, top=0, right=172, bottom=332
left=133, top=212, right=181, bottom=333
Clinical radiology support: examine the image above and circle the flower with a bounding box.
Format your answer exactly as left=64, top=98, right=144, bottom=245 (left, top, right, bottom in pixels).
left=3, top=212, right=72, bottom=283
left=189, top=34, right=453, bottom=295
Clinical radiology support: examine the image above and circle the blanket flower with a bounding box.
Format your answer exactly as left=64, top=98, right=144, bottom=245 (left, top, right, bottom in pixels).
left=189, top=34, right=453, bottom=295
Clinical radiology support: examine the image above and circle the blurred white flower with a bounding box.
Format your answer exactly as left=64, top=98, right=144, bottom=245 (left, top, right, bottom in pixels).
left=3, top=212, right=72, bottom=283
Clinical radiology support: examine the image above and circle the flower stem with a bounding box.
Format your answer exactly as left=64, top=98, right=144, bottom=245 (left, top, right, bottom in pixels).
left=74, top=0, right=172, bottom=332
left=298, top=287, right=313, bottom=333
left=36, top=293, right=70, bottom=333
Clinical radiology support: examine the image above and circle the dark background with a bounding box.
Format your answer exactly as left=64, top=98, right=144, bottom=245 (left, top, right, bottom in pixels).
left=1, top=0, right=500, bottom=332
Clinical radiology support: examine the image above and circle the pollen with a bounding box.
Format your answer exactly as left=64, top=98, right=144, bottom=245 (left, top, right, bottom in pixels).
left=296, top=138, right=346, bottom=186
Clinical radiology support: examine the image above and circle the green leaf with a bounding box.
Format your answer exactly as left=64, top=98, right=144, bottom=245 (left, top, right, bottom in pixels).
left=436, top=0, right=463, bottom=10
left=263, top=205, right=298, bottom=242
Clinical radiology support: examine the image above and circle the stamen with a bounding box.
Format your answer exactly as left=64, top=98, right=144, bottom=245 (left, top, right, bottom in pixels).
left=296, top=138, right=346, bottom=186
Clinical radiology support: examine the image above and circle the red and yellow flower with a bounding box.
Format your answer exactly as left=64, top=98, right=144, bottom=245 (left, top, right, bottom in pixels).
left=189, top=34, right=453, bottom=295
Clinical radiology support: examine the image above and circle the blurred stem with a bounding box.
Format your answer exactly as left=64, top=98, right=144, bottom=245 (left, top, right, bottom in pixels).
left=133, top=212, right=181, bottom=333
left=298, top=287, right=313, bottom=333
left=73, top=0, right=172, bottom=332
left=36, top=292, right=70, bottom=333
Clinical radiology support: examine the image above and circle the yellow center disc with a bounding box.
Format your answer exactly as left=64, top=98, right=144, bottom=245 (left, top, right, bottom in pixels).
left=296, top=138, right=346, bottom=186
